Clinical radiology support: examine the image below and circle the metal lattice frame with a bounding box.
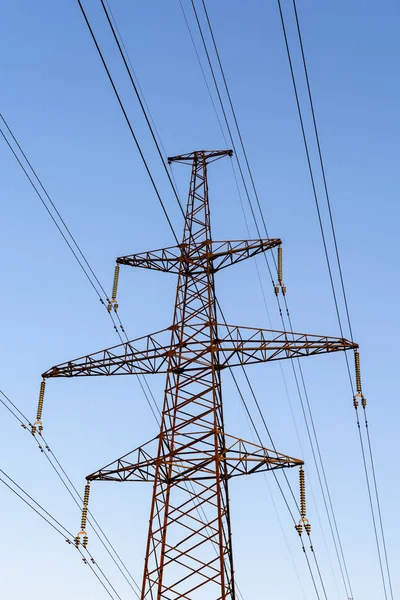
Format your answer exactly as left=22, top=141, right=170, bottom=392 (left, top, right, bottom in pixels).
left=43, top=150, right=357, bottom=600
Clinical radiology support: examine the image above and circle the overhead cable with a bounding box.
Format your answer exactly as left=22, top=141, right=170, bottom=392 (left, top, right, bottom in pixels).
left=76, top=0, right=180, bottom=244
left=291, top=4, right=393, bottom=599
left=0, top=388, right=141, bottom=598
left=99, top=0, right=185, bottom=218
left=186, top=3, right=351, bottom=597
left=0, top=114, right=160, bottom=421
left=278, top=1, right=393, bottom=597
left=0, top=468, right=122, bottom=599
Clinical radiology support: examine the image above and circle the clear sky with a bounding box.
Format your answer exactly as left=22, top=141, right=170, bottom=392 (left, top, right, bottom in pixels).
left=0, top=1, right=399, bottom=599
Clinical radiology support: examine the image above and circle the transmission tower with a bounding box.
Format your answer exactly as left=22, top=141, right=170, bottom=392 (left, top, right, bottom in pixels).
left=41, top=150, right=357, bottom=600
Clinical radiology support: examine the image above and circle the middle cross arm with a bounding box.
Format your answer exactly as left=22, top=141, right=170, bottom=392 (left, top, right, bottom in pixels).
left=86, top=433, right=303, bottom=483
left=117, top=239, right=281, bottom=275
left=41, top=323, right=357, bottom=380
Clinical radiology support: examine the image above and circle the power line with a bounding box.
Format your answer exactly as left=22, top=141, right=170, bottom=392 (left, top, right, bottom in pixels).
left=0, top=385, right=29, bottom=426
left=200, top=0, right=273, bottom=241
left=291, top=4, right=393, bottom=598
left=275, top=0, right=349, bottom=347
left=0, top=388, right=141, bottom=598
left=280, top=1, right=393, bottom=597
left=291, top=0, right=354, bottom=343
left=0, top=469, right=73, bottom=539
left=102, top=0, right=185, bottom=204
left=76, top=0, right=180, bottom=244
left=0, top=469, right=121, bottom=600
left=0, top=123, right=102, bottom=301
left=185, top=3, right=352, bottom=597
left=0, top=113, right=160, bottom=420
left=0, top=114, right=109, bottom=300
left=178, top=0, right=230, bottom=150
left=103, top=0, right=167, bottom=156
left=189, top=0, right=268, bottom=249
left=0, top=112, right=160, bottom=435
left=100, top=0, right=185, bottom=218
left=41, top=436, right=141, bottom=598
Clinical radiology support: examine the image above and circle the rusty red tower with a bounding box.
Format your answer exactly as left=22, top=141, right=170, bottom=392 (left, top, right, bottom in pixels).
left=42, top=150, right=357, bottom=600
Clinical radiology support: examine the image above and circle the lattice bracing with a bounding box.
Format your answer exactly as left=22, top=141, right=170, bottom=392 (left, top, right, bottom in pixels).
left=117, top=238, right=282, bottom=274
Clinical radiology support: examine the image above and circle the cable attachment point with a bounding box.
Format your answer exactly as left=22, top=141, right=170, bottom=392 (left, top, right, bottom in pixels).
left=31, top=379, right=46, bottom=435
left=296, top=467, right=311, bottom=537
left=107, top=264, right=120, bottom=312
left=353, top=392, right=367, bottom=410
left=74, top=531, right=85, bottom=548
left=76, top=481, right=91, bottom=548
left=295, top=523, right=303, bottom=536
left=353, top=351, right=368, bottom=408
left=274, top=246, right=286, bottom=295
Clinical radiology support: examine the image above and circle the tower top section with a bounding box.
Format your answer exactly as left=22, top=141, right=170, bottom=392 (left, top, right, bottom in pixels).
left=167, top=149, right=233, bottom=165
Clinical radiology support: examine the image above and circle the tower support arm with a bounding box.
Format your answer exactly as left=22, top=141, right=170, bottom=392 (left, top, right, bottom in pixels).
left=117, top=238, right=281, bottom=274
left=87, top=433, right=303, bottom=483
left=215, top=324, right=358, bottom=368
left=41, top=328, right=174, bottom=378
left=117, top=245, right=181, bottom=273
left=41, top=324, right=358, bottom=378
left=88, top=437, right=159, bottom=483
left=208, top=239, right=281, bottom=272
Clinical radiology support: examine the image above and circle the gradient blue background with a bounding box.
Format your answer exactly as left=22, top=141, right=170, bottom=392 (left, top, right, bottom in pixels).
left=0, top=1, right=399, bottom=598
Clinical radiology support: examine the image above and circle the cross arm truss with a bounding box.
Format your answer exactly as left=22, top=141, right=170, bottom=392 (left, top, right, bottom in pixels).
left=42, top=325, right=357, bottom=379
left=216, top=324, right=358, bottom=368
left=116, top=239, right=281, bottom=274
left=86, top=434, right=303, bottom=483
left=167, top=149, right=233, bottom=165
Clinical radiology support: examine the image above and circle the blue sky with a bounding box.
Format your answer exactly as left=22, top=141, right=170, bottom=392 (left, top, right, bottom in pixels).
left=0, top=1, right=399, bottom=598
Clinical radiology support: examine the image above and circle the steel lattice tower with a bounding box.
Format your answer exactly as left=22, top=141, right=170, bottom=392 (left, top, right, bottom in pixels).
left=42, top=150, right=357, bottom=600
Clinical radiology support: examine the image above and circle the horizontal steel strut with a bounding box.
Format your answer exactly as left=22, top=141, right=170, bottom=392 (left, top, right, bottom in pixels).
left=42, top=324, right=356, bottom=378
